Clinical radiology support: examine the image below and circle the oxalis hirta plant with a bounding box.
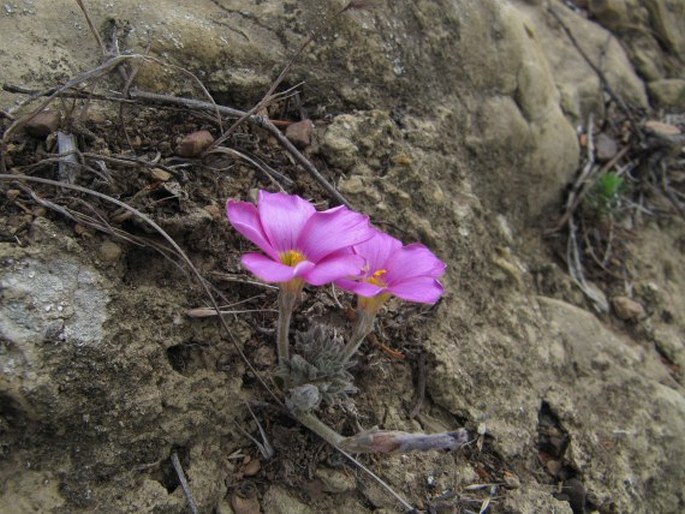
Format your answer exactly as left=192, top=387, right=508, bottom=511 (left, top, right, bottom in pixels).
left=226, top=190, right=467, bottom=454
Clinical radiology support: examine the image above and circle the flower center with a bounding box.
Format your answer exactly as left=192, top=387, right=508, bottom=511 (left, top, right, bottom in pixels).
left=366, top=269, right=387, bottom=287
left=280, top=249, right=306, bottom=267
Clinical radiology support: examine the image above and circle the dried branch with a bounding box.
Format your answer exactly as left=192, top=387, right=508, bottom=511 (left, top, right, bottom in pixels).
left=170, top=451, right=199, bottom=514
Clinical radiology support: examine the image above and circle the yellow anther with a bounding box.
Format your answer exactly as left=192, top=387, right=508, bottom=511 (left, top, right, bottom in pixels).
left=367, top=269, right=387, bottom=287
left=280, top=249, right=306, bottom=267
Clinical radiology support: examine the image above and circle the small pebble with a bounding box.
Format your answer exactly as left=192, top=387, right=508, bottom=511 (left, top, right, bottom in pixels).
left=99, top=240, right=122, bottom=264
left=611, top=296, right=645, bottom=321
left=595, top=132, right=618, bottom=161
left=231, top=483, right=260, bottom=514
left=502, top=471, right=521, bottom=489
left=73, top=224, right=94, bottom=237
left=150, top=168, right=172, bottom=182
left=176, top=130, right=214, bottom=157
left=6, top=189, right=21, bottom=201
left=285, top=119, right=314, bottom=149
left=25, top=111, right=60, bottom=138
left=242, top=458, right=261, bottom=477
left=545, top=459, right=562, bottom=477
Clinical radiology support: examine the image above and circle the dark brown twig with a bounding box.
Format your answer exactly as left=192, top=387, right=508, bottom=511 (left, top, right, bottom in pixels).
left=75, top=0, right=106, bottom=55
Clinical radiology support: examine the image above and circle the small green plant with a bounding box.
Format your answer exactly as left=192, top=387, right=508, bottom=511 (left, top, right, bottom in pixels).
left=588, top=171, right=627, bottom=216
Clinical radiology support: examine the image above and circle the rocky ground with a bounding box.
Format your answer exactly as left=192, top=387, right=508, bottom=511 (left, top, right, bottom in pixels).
left=1, top=1, right=684, bottom=513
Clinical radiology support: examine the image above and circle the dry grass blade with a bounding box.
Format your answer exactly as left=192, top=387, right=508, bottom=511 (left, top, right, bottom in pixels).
left=205, top=146, right=293, bottom=189
left=186, top=307, right=278, bottom=318
left=335, top=446, right=416, bottom=513
left=75, top=0, right=106, bottom=55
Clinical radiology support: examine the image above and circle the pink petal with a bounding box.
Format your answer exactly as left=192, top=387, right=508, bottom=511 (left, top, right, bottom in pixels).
left=302, top=253, right=366, bottom=286
left=335, top=277, right=386, bottom=297
left=257, top=191, right=316, bottom=254
left=298, top=206, right=373, bottom=262
left=385, top=243, right=446, bottom=284
left=226, top=200, right=278, bottom=260
left=241, top=253, right=314, bottom=283
left=351, top=229, right=403, bottom=274
left=388, top=276, right=444, bottom=304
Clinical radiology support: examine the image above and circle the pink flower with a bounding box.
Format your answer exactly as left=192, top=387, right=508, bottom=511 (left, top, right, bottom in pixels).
left=226, top=191, right=373, bottom=286
left=335, top=229, right=445, bottom=307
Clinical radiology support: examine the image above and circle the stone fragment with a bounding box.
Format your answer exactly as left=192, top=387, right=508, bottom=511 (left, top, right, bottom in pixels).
left=176, top=130, right=214, bottom=157
left=595, top=132, right=618, bottom=161
left=25, top=110, right=60, bottom=137
left=315, top=467, right=356, bottom=493
left=241, top=458, right=261, bottom=477
left=6, top=189, right=21, bottom=201
left=261, top=485, right=313, bottom=514
left=611, top=296, right=645, bottom=320
left=545, top=459, right=562, bottom=477
left=99, top=240, right=122, bottom=264
left=503, top=471, right=521, bottom=489
left=231, top=483, right=260, bottom=514
left=150, top=168, right=172, bottom=181
left=285, top=119, right=313, bottom=149
left=647, top=79, right=685, bottom=109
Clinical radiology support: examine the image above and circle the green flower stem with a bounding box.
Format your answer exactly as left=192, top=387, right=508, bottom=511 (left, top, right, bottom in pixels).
left=276, top=287, right=299, bottom=365
left=293, top=410, right=345, bottom=447
left=340, top=308, right=377, bottom=365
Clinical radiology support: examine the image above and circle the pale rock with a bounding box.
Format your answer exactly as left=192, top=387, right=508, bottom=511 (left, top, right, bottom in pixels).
left=315, top=467, right=356, bottom=493
left=98, top=240, right=122, bottom=264
left=285, top=119, right=314, bottom=149
left=611, top=295, right=646, bottom=320
left=151, top=168, right=172, bottom=181
left=648, top=78, right=685, bottom=109
left=25, top=110, right=60, bottom=137
left=514, top=1, right=649, bottom=121
left=644, top=0, right=685, bottom=56
left=261, top=486, right=313, bottom=514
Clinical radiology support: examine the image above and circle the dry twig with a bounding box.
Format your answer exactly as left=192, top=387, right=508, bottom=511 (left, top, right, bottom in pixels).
left=170, top=451, right=199, bottom=514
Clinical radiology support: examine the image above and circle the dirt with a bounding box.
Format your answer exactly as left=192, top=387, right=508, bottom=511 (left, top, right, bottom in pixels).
left=1, top=1, right=685, bottom=514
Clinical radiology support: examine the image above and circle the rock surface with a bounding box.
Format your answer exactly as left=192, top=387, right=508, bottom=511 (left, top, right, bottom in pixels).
left=0, top=1, right=684, bottom=513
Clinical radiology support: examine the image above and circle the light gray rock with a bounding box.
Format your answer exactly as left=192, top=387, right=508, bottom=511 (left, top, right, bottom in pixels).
left=513, top=0, right=649, bottom=122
